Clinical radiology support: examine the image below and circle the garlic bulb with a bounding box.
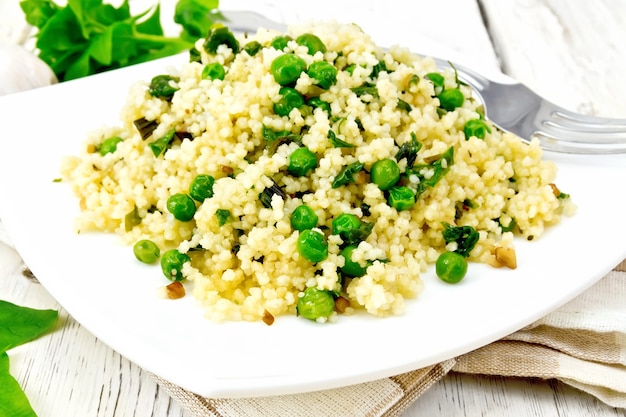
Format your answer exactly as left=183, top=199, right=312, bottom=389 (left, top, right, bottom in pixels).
left=0, top=42, right=57, bottom=95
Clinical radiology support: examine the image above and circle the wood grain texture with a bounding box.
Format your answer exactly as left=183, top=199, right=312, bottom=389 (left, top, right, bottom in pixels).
left=478, top=0, right=626, bottom=118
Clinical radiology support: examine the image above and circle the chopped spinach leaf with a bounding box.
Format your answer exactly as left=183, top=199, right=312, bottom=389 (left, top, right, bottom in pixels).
left=259, top=180, right=286, bottom=208
left=442, top=222, right=479, bottom=257
left=216, top=209, right=231, bottom=226
left=332, top=162, right=364, bottom=188
left=328, top=129, right=354, bottom=148
left=395, top=132, right=422, bottom=168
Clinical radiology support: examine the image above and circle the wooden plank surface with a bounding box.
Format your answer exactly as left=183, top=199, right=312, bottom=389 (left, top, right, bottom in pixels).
left=1, top=0, right=625, bottom=416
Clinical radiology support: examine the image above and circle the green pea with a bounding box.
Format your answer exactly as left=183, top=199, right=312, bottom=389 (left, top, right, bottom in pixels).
left=297, top=287, right=335, bottom=321
left=296, top=33, right=327, bottom=55
left=340, top=245, right=367, bottom=277
left=201, top=62, right=225, bottom=80
left=189, top=174, right=215, bottom=202
left=203, top=24, right=239, bottom=54
left=270, top=54, right=307, bottom=86
left=438, top=88, right=465, bottom=111
left=370, top=158, right=401, bottom=191
left=166, top=193, right=196, bottom=222
left=133, top=239, right=160, bottom=264
left=435, top=251, right=468, bottom=283
left=463, top=119, right=491, bottom=140
left=98, top=136, right=123, bottom=155
left=149, top=74, right=179, bottom=98
left=425, top=72, right=444, bottom=95
left=332, top=213, right=361, bottom=237
left=291, top=204, right=318, bottom=231
left=306, top=61, right=338, bottom=89
left=307, top=97, right=331, bottom=115
left=274, top=87, right=305, bottom=117
left=270, top=35, right=293, bottom=51
left=288, top=147, right=318, bottom=176
left=387, top=186, right=416, bottom=211
left=160, top=249, right=190, bottom=282
left=297, top=229, right=328, bottom=263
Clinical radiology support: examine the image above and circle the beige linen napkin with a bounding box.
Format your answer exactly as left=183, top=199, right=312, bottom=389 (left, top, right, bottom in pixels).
left=154, top=259, right=626, bottom=416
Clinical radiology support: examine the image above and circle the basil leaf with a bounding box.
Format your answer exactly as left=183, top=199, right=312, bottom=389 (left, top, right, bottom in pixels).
left=0, top=353, right=37, bottom=417
left=0, top=300, right=58, bottom=353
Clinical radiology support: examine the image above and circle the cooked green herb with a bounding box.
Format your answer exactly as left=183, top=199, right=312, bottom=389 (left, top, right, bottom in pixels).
left=327, top=129, right=353, bottom=148
left=124, top=205, right=141, bottom=232
left=442, top=222, right=479, bottom=257
left=150, top=130, right=176, bottom=157
left=395, top=132, right=422, bottom=168
left=498, top=217, right=516, bottom=233
left=259, top=180, right=286, bottom=208
left=307, top=96, right=331, bottom=115
left=410, top=146, right=454, bottom=198
left=261, top=125, right=301, bottom=152
left=133, top=117, right=158, bottom=140
left=216, top=208, right=231, bottom=226
left=332, top=162, right=364, bottom=188
left=397, top=98, right=412, bottom=112
left=351, top=82, right=378, bottom=98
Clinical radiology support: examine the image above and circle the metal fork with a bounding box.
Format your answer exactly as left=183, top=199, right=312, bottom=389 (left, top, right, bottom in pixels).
left=223, top=11, right=626, bottom=154
left=432, top=59, right=626, bottom=154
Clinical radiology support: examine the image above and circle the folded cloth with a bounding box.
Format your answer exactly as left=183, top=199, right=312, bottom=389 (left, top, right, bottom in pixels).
left=154, top=259, right=626, bottom=416
left=453, top=260, right=626, bottom=409
left=154, top=361, right=456, bottom=417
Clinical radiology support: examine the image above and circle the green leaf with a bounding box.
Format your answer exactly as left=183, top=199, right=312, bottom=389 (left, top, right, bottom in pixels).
left=0, top=353, right=37, bottom=417
left=20, top=0, right=59, bottom=28
left=63, top=48, right=96, bottom=81
left=35, top=5, right=86, bottom=53
left=23, top=0, right=219, bottom=81
left=135, top=3, right=164, bottom=36
left=0, top=300, right=57, bottom=353
left=175, top=0, right=221, bottom=39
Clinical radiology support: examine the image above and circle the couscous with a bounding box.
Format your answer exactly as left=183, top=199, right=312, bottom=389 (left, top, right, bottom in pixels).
left=60, top=21, right=573, bottom=323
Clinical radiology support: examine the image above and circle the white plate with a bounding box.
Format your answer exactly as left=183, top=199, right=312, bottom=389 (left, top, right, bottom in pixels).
left=0, top=53, right=625, bottom=399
